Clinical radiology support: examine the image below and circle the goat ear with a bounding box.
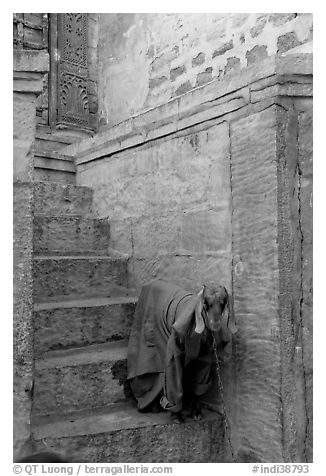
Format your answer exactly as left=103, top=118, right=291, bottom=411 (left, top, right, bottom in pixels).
left=221, top=300, right=237, bottom=338
left=194, top=288, right=205, bottom=334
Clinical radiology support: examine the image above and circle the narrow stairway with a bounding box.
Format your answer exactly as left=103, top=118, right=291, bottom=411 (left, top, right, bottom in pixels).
left=31, top=181, right=224, bottom=463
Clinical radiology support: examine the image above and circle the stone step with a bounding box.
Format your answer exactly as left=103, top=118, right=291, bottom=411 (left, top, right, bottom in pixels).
left=34, top=169, right=76, bottom=184
left=34, top=152, right=76, bottom=184
left=34, top=150, right=76, bottom=169
left=33, top=341, right=130, bottom=416
left=35, top=131, right=78, bottom=153
left=33, top=216, right=110, bottom=256
left=33, top=256, right=129, bottom=302
left=33, top=182, right=95, bottom=217
left=34, top=296, right=138, bottom=356
left=31, top=404, right=225, bottom=462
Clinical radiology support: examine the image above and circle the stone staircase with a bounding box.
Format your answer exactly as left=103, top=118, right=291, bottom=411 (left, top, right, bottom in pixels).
left=33, top=129, right=92, bottom=184
left=30, top=181, right=225, bottom=463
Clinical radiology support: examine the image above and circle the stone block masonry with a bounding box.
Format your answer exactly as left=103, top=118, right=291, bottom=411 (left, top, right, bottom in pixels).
left=69, top=53, right=312, bottom=462
left=77, top=121, right=232, bottom=294
left=97, top=13, right=312, bottom=128
left=13, top=48, right=49, bottom=459
left=230, top=106, right=283, bottom=461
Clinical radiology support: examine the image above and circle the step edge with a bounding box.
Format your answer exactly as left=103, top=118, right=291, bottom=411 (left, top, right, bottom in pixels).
left=34, top=150, right=76, bottom=160
left=33, top=182, right=94, bottom=193
left=32, top=407, right=222, bottom=440
left=34, top=296, right=138, bottom=311
left=34, top=162, right=76, bottom=173
left=35, top=340, right=129, bottom=369
left=33, top=215, right=108, bottom=223
left=33, top=255, right=126, bottom=261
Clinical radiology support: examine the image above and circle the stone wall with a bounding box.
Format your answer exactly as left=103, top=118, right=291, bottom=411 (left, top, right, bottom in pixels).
left=72, top=53, right=313, bottom=462
left=13, top=13, right=49, bottom=127
left=14, top=13, right=100, bottom=134
left=77, top=123, right=232, bottom=294
left=97, top=13, right=312, bottom=127
left=13, top=49, right=49, bottom=459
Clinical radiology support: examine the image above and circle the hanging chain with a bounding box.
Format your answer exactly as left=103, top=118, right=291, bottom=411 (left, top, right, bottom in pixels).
left=212, top=333, right=236, bottom=462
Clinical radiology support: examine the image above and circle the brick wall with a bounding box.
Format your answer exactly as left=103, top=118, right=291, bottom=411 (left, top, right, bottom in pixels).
left=98, top=13, right=312, bottom=128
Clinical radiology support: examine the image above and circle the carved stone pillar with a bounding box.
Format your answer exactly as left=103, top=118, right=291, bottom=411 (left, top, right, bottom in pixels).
left=49, top=13, right=91, bottom=130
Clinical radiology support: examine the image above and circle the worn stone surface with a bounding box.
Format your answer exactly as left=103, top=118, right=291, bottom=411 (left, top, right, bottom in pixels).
left=13, top=49, right=49, bottom=457
left=78, top=121, right=232, bottom=294
left=33, top=256, right=129, bottom=301
left=72, top=64, right=314, bottom=463
left=98, top=13, right=150, bottom=127
left=13, top=182, right=34, bottom=458
left=33, top=342, right=130, bottom=415
left=212, top=40, right=234, bottom=58
left=34, top=167, right=76, bottom=184
left=26, top=39, right=313, bottom=464
left=129, top=253, right=231, bottom=295
left=34, top=297, right=137, bottom=355
left=13, top=49, right=49, bottom=75
left=276, top=106, right=303, bottom=462
left=192, top=52, right=205, bottom=67
left=297, top=104, right=313, bottom=462
left=224, top=57, right=241, bottom=75
left=250, top=16, right=267, bottom=38
left=14, top=380, right=33, bottom=457
left=34, top=182, right=94, bottom=217
left=196, top=67, right=213, bottom=86
left=35, top=131, right=75, bottom=151
left=175, top=80, right=192, bottom=96
left=32, top=408, right=226, bottom=462
left=13, top=93, right=36, bottom=182
left=33, top=216, right=110, bottom=255
left=67, top=54, right=311, bottom=165
left=277, top=31, right=301, bottom=54
left=170, top=65, right=186, bottom=81
left=97, top=13, right=312, bottom=127
left=230, top=106, right=283, bottom=462
left=246, top=45, right=268, bottom=66
left=34, top=151, right=76, bottom=172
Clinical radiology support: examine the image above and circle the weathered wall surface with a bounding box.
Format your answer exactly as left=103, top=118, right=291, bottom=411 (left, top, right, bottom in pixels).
left=13, top=13, right=49, bottom=127
left=75, top=53, right=312, bottom=462
left=78, top=122, right=232, bottom=294
left=14, top=13, right=100, bottom=133
left=13, top=49, right=49, bottom=459
left=98, top=13, right=312, bottom=127
left=296, top=100, right=313, bottom=462
left=229, top=106, right=283, bottom=461
left=13, top=181, right=34, bottom=458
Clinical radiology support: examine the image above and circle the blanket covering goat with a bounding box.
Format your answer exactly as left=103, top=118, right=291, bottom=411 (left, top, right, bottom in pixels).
left=127, top=279, right=235, bottom=413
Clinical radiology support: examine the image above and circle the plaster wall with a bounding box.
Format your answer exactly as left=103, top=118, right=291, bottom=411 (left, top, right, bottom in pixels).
left=98, top=13, right=312, bottom=127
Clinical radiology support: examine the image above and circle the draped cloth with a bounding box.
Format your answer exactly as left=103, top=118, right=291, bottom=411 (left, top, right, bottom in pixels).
left=127, top=279, right=216, bottom=413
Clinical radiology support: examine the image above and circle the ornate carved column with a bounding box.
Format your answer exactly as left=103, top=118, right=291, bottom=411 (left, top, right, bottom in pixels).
left=50, top=13, right=91, bottom=130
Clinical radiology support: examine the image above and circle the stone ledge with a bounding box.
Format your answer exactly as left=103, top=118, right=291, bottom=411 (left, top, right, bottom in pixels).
left=32, top=404, right=221, bottom=439
left=31, top=405, right=225, bottom=463
left=13, top=50, right=49, bottom=73
left=13, top=50, right=49, bottom=94
left=67, top=53, right=312, bottom=167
